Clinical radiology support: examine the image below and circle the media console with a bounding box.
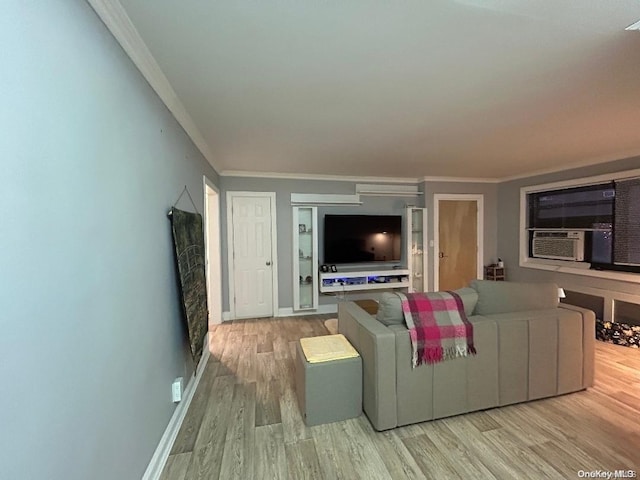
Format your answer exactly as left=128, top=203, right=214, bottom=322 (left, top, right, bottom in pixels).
left=319, top=269, right=410, bottom=293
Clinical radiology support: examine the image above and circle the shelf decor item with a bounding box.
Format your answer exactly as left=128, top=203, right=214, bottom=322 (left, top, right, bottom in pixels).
left=319, top=269, right=411, bottom=293
left=484, top=265, right=505, bottom=281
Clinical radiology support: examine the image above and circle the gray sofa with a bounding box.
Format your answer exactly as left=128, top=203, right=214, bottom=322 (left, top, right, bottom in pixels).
left=337, top=280, right=596, bottom=431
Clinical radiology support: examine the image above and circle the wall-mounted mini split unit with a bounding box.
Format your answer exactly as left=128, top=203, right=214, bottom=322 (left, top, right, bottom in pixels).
left=532, top=231, right=585, bottom=261
left=290, top=193, right=362, bottom=206
left=355, top=184, right=422, bottom=197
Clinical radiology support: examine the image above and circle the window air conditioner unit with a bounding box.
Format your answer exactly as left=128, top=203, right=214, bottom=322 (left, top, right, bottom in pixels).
left=532, top=231, right=585, bottom=261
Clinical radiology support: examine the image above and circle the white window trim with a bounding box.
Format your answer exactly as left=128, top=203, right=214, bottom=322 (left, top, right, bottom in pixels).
left=519, top=167, right=640, bottom=284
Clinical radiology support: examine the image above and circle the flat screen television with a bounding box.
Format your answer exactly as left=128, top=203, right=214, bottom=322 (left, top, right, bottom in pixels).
left=324, top=214, right=402, bottom=264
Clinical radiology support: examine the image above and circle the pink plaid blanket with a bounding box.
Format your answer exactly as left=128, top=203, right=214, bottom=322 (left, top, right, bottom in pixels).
left=397, top=291, right=476, bottom=367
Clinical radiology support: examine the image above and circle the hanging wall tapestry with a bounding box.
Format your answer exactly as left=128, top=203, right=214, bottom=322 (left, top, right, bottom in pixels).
left=170, top=206, right=208, bottom=369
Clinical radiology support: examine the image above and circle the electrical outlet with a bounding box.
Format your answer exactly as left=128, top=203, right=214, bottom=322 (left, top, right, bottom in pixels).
left=172, top=377, right=183, bottom=403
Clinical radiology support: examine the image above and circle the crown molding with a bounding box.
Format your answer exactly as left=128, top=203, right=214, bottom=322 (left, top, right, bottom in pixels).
left=625, top=19, right=640, bottom=30
left=221, top=170, right=506, bottom=184
left=86, top=0, right=220, bottom=173
left=499, top=149, right=640, bottom=183
left=220, top=170, right=421, bottom=184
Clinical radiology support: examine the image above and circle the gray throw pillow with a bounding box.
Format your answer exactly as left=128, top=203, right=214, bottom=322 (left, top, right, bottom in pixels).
left=470, top=279, right=558, bottom=315
left=453, top=287, right=479, bottom=316
left=375, top=292, right=405, bottom=326
left=375, top=289, right=478, bottom=324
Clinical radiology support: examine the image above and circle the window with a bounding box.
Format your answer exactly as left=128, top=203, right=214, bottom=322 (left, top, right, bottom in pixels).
left=520, top=168, right=640, bottom=281
left=613, top=178, right=640, bottom=267
left=528, top=183, right=614, bottom=229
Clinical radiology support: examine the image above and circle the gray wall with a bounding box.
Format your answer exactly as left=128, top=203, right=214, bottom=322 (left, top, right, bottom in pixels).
left=498, top=155, right=640, bottom=294
left=0, top=3, right=218, bottom=479
left=423, top=181, right=499, bottom=290
left=220, top=177, right=497, bottom=313
left=220, top=177, right=423, bottom=312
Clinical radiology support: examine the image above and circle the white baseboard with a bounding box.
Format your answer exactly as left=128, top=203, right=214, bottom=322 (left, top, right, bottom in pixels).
left=277, top=304, right=338, bottom=317
left=222, top=304, right=337, bottom=321
left=142, top=335, right=211, bottom=480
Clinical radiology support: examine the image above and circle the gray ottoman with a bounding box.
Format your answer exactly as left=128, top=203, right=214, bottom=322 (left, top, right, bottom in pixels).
left=295, top=339, right=362, bottom=426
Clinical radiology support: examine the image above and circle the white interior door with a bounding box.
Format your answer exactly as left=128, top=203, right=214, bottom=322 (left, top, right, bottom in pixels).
left=230, top=194, right=275, bottom=318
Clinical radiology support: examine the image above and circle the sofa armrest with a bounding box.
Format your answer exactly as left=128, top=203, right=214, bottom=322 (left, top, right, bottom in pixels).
left=338, top=302, right=398, bottom=430
left=558, top=303, right=596, bottom=387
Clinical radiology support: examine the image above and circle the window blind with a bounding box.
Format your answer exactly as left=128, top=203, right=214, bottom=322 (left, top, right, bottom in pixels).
left=614, top=178, right=640, bottom=265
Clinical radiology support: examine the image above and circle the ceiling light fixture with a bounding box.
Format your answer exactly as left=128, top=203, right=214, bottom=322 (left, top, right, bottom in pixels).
left=625, top=19, right=640, bottom=30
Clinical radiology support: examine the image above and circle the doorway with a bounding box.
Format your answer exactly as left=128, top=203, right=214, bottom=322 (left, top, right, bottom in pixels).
left=433, top=194, right=484, bottom=291
left=226, top=192, right=278, bottom=319
left=204, top=178, right=222, bottom=327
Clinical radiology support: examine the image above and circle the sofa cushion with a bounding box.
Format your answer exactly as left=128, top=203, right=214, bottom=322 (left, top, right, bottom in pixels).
left=376, top=289, right=478, bottom=326
left=376, top=287, right=478, bottom=326
left=483, top=308, right=560, bottom=323
left=376, top=292, right=404, bottom=326
left=470, top=280, right=558, bottom=315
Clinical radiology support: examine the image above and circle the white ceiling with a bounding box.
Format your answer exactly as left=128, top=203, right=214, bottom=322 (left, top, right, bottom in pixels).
left=117, top=0, right=640, bottom=180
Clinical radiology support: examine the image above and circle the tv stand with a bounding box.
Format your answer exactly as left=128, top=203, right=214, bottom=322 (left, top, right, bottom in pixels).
left=319, top=268, right=410, bottom=293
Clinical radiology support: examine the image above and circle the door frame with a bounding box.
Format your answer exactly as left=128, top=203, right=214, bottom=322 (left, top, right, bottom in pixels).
left=226, top=191, right=279, bottom=320
left=433, top=193, right=484, bottom=291
left=203, top=176, right=222, bottom=327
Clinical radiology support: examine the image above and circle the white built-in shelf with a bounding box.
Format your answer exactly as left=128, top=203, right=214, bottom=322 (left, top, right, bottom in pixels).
left=319, top=269, right=410, bottom=293
left=293, top=206, right=319, bottom=311
left=407, top=207, right=428, bottom=293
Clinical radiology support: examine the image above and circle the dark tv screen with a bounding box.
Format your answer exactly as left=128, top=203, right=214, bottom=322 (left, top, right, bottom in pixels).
left=324, top=215, right=402, bottom=264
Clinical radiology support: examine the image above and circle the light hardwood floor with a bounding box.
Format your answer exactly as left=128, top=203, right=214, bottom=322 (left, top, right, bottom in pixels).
left=160, top=316, right=640, bottom=480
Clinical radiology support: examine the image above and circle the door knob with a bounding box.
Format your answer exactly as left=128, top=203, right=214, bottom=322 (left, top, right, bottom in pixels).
left=266, top=261, right=271, bottom=266
left=439, top=252, right=448, bottom=258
